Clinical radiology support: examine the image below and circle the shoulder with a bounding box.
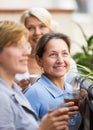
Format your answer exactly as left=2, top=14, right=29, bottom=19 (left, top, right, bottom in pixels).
left=25, top=79, right=45, bottom=93
left=0, top=91, right=13, bottom=115
left=0, top=91, right=10, bottom=103
left=24, top=80, right=47, bottom=100
left=24, top=82, right=41, bottom=98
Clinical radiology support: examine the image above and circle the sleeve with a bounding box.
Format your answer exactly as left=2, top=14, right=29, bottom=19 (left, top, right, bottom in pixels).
left=0, top=92, right=15, bottom=130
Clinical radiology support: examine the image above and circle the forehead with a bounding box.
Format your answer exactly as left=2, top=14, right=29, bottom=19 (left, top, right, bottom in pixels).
left=25, top=16, right=44, bottom=26
left=45, top=38, right=69, bottom=51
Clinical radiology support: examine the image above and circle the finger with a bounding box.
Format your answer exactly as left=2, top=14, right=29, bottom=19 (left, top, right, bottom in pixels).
left=68, top=106, right=78, bottom=111
left=54, top=124, right=69, bottom=130
left=54, top=114, right=69, bottom=122
left=65, top=102, right=75, bottom=107
left=50, top=108, right=69, bottom=117
left=54, top=120, right=69, bottom=126
left=69, top=110, right=78, bottom=114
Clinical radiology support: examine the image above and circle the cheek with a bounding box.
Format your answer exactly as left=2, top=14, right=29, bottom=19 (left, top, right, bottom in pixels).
left=42, top=60, right=53, bottom=70
left=7, top=51, right=20, bottom=64
left=43, top=29, right=50, bottom=34
left=29, top=35, right=32, bottom=41
left=29, top=32, right=33, bottom=37
left=7, top=56, right=18, bottom=65
left=1, top=56, right=15, bottom=70
left=66, top=59, right=71, bottom=69
left=29, top=32, right=34, bottom=39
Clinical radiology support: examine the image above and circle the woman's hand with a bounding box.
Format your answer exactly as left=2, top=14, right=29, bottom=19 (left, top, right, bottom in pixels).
left=65, top=102, right=79, bottom=119
left=17, top=78, right=31, bottom=91
left=39, top=107, right=69, bottom=130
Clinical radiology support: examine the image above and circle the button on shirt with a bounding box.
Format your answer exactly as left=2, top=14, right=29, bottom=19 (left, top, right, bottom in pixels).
left=24, top=75, right=81, bottom=130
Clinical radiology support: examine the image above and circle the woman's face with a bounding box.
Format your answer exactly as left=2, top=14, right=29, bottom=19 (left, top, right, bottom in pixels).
left=25, top=16, right=51, bottom=49
left=0, top=36, right=31, bottom=76
left=37, top=38, right=71, bottom=78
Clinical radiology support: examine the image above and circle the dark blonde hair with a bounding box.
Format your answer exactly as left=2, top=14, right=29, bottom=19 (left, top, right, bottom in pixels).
left=0, top=21, right=29, bottom=51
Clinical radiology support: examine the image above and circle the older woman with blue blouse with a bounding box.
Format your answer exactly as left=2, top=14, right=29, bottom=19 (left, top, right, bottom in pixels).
left=25, top=32, right=82, bottom=130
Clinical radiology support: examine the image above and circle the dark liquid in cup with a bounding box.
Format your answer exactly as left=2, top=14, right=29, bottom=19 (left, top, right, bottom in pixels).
left=48, top=110, right=54, bottom=113
left=64, top=98, right=79, bottom=106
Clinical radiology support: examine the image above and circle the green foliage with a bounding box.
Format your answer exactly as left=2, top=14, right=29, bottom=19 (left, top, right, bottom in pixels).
left=77, top=64, right=93, bottom=82
left=72, top=23, right=93, bottom=70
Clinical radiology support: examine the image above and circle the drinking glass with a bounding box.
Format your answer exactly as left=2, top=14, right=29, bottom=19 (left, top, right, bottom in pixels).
left=64, top=89, right=80, bottom=106
left=47, top=103, right=67, bottom=113
left=64, top=89, right=80, bottom=125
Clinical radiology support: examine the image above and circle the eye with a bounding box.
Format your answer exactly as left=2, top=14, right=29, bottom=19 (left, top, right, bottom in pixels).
left=49, top=53, right=57, bottom=57
left=27, top=26, right=35, bottom=31
left=63, top=52, right=69, bottom=56
left=40, top=25, right=47, bottom=29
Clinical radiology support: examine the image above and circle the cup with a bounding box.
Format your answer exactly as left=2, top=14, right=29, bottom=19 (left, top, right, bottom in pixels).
left=64, top=89, right=80, bottom=106
left=64, top=89, right=80, bottom=125
left=47, top=103, right=68, bottom=113
left=48, top=104, right=58, bottom=113
left=29, top=74, right=41, bottom=85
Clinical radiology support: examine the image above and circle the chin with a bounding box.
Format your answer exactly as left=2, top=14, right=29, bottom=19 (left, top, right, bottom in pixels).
left=17, top=70, right=27, bottom=74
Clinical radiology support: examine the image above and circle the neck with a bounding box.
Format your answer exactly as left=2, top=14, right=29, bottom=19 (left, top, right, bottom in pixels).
left=0, top=69, right=14, bottom=87
left=30, top=53, right=35, bottom=58
left=54, top=79, right=64, bottom=90
left=44, top=74, right=65, bottom=90
left=30, top=47, right=36, bottom=58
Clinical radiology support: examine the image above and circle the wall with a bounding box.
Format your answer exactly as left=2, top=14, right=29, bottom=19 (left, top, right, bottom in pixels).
left=0, top=0, right=93, bottom=55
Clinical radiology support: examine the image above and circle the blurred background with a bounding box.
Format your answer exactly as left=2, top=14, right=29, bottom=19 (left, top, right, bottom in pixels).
left=0, top=0, right=93, bottom=55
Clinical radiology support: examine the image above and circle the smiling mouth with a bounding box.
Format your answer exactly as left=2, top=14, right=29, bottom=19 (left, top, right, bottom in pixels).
left=33, top=38, right=39, bottom=43
left=54, top=65, right=65, bottom=68
left=33, top=36, right=42, bottom=43
left=22, top=62, right=28, bottom=65
left=54, top=66, right=66, bottom=70
left=20, top=59, right=28, bottom=64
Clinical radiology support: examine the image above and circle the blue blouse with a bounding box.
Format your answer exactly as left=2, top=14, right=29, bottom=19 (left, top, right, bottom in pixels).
left=25, top=75, right=81, bottom=130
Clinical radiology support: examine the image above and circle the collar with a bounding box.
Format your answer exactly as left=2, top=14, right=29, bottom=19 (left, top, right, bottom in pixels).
left=39, top=75, right=69, bottom=98
left=0, top=79, right=32, bottom=110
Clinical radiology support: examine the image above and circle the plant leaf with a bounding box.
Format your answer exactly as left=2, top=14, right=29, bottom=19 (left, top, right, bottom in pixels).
left=77, top=64, right=93, bottom=74
left=87, top=35, right=93, bottom=49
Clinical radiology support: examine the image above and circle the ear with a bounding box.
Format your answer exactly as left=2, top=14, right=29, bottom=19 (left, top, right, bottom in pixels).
left=35, top=55, right=43, bottom=67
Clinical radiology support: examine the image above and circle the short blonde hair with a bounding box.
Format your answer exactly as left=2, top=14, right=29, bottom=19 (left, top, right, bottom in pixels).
left=0, top=21, right=29, bottom=51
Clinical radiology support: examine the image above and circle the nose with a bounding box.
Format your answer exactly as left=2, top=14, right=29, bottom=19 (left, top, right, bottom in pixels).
left=23, top=49, right=31, bottom=56
left=23, top=44, right=32, bottom=55
left=35, top=28, right=41, bottom=35
left=23, top=48, right=31, bottom=56
left=56, top=55, right=64, bottom=63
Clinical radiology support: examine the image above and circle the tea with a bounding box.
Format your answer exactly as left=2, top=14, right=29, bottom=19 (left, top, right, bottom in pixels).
left=64, top=98, right=79, bottom=106
left=48, top=110, right=54, bottom=113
